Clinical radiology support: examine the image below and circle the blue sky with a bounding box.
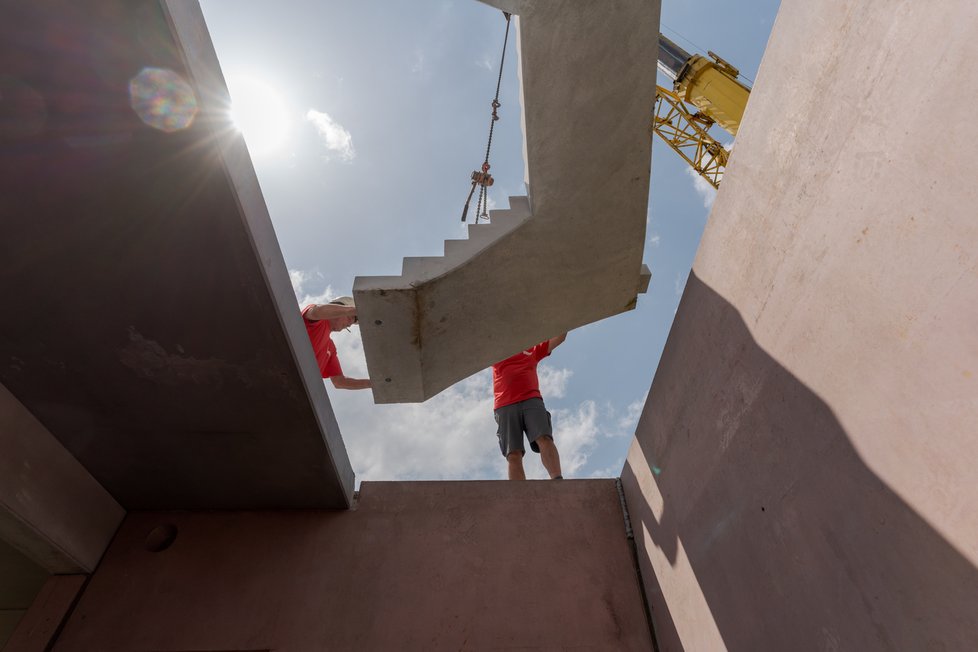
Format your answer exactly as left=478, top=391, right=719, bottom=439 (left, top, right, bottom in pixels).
left=198, top=0, right=782, bottom=481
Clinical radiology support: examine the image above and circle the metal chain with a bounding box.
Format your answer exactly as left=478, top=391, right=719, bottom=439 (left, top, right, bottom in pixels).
left=476, top=184, right=486, bottom=222
left=477, top=12, right=511, bottom=223
left=461, top=11, right=511, bottom=224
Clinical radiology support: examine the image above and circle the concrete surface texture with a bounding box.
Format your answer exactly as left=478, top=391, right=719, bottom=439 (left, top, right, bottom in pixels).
left=0, top=0, right=353, bottom=510
left=0, top=539, right=48, bottom=648
left=53, top=481, right=654, bottom=651
left=355, top=0, right=658, bottom=403
left=3, top=575, right=86, bottom=652
left=0, top=384, right=123, bottom=574
left=621, top=0, right=978, bottom=649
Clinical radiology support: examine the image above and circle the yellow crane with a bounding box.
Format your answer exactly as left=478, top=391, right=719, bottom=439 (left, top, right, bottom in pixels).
left=653, top=35, right=752, bottom=189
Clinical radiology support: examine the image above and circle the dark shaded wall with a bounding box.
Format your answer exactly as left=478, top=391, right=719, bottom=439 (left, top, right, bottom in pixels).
left=0, top=0, right=353, bottom=510
left=621, top=0, right=978, bottom=650
left=0, top=540, right=47, bottom=648
left=53, top=481, right=654, bottom=651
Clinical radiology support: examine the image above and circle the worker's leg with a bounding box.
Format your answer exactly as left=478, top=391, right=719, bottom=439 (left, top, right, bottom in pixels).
left=523, top=398, right=563, bottom=479
left=507, top=451, right=526, bottom=480
left=536, top=435, right=563, bottom=479
left=495, top=403, right=526, bottom=481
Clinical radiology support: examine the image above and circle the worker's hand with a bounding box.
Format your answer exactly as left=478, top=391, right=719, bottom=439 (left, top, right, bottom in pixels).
left=330, top=375, right=371, bottom=390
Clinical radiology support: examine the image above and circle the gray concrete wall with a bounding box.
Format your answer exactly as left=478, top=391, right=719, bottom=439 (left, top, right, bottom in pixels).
left=621, top=0, right=978, bottom=649
left=53, top=481, right=654, bottom=651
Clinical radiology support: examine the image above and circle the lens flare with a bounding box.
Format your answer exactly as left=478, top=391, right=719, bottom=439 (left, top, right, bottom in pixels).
left=0, top=75, right=47, bottom=138
left=228, top=75, right=290, bottom=156
left=128, top=67, right=198, bottom=133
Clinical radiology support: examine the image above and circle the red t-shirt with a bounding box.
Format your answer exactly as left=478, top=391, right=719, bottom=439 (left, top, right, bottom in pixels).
left=491, top=342, right=551, bottom=409
left=302, top=305, right=343, bottom=379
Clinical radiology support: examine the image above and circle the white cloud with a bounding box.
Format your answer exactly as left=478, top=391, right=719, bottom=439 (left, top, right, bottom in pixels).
left=685, top=166, right=717, bottom=209
left=538, top=366, right=572, bottom=399
left=410, top=50, right=426, bottom=76
left=546, top=400, right=600, bottom=477
left=329, top=327, right=369, bottom=377
left=477, top=55, right=493, bottom=71
left=327, top=335, right=646, bottom=482
left=538, top=393, right=647, bottom=480
left=288, top=268, right=647, bottom=483
left=674, top=270, right=688, bottom=297
left=305, top=109, right=355, bottom=161
left=328, top=356, right=502, bottom=481
left=617, top=392, right=648, bottom=433
left=648, top=232, right=661, bottom=247
left=289, top=268, right=335, bottom=306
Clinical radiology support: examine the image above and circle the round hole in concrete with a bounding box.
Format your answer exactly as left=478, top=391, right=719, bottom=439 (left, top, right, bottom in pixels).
left=385, top=377, right=392, bottom=382
left=374, top=319, right=383, bottom=325
left=144, top=524, right=178, bottom=552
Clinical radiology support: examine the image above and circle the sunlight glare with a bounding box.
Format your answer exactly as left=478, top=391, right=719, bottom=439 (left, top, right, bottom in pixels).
left=228, top=75, right=290, bottom=156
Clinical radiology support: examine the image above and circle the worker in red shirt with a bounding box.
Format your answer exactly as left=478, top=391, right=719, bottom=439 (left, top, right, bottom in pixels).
left=301, top=296, right=371, bottom=390
left=491, top=333, right=567, bottom=480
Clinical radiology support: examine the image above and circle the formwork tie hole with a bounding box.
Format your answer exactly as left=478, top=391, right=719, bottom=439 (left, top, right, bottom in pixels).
left=144, top=524, right=178, bottom=552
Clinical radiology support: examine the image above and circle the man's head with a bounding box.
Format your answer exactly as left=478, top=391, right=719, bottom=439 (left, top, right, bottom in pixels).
left=328, top=296, right=358, bottom=331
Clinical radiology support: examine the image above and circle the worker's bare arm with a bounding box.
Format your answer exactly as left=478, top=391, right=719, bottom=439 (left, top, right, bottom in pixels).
left=305, top=303, right=357, bottom=322
left=547, top=333, right=567, bottom=354
left=330, top=375, right=372, bottom=390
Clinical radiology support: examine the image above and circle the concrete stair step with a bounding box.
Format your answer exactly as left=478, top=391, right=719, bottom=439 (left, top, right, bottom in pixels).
left=401, top=256, right=444, bottom=278
left=442, top=238, right=476, bottom=264
left=506, top=195, right=531, bottom=217
left=408, top=196, right=536, bottom=277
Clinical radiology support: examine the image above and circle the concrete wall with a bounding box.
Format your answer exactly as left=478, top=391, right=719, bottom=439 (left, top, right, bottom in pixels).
left=622, top=1, right=978, bottom=650
left=4, top=575, right=87, bottom=652
left=52, top=481, right=654, bottom=651
left=0, top=384, right=124, bottom=574
left=0, top=539, right=48, bottom=648
left=0, top=0, right=354, bottom=510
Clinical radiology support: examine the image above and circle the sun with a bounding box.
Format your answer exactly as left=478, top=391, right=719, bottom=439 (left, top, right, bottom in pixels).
left=228, top=75, right=291, bottom=156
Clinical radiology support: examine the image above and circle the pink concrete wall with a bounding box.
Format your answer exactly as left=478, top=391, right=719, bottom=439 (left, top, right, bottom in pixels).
left=53, top=481, right=654, bottom=651
left=622, top=0, right=978, bottom=650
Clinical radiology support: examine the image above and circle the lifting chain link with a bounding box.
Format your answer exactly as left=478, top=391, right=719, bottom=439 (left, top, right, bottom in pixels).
left=461, top=11, right=511, bottom=224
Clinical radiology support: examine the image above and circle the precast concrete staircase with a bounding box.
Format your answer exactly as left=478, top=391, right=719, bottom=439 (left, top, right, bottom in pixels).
left=354, top=0, right=660, bottom=403
left=400, top=195, right=532, bottom=281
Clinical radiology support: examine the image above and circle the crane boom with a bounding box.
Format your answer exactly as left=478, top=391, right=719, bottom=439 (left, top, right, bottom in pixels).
left=653, top=34, right=751, bottom=189
left=652, top=86, right=729, bottom=189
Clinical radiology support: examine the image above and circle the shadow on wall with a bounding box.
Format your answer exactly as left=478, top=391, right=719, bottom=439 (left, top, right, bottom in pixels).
left=622, top=271, right=978, bottom=652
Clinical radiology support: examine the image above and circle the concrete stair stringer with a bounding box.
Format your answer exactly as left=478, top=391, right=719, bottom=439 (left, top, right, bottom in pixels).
left=355, top=1, right=660, bottom=403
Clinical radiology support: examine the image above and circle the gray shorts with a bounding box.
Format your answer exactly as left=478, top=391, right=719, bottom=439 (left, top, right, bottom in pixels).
left=494, top=397, right=553, bottom=457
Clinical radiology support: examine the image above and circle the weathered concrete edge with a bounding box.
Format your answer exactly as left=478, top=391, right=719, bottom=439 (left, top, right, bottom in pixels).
left=475, top=0, right=525, bottom=16
left=161, top=0, right=355, bottom=506
left=0, top=384, right=124, bottom=574
left=3, top=575, right=87, bottom=652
